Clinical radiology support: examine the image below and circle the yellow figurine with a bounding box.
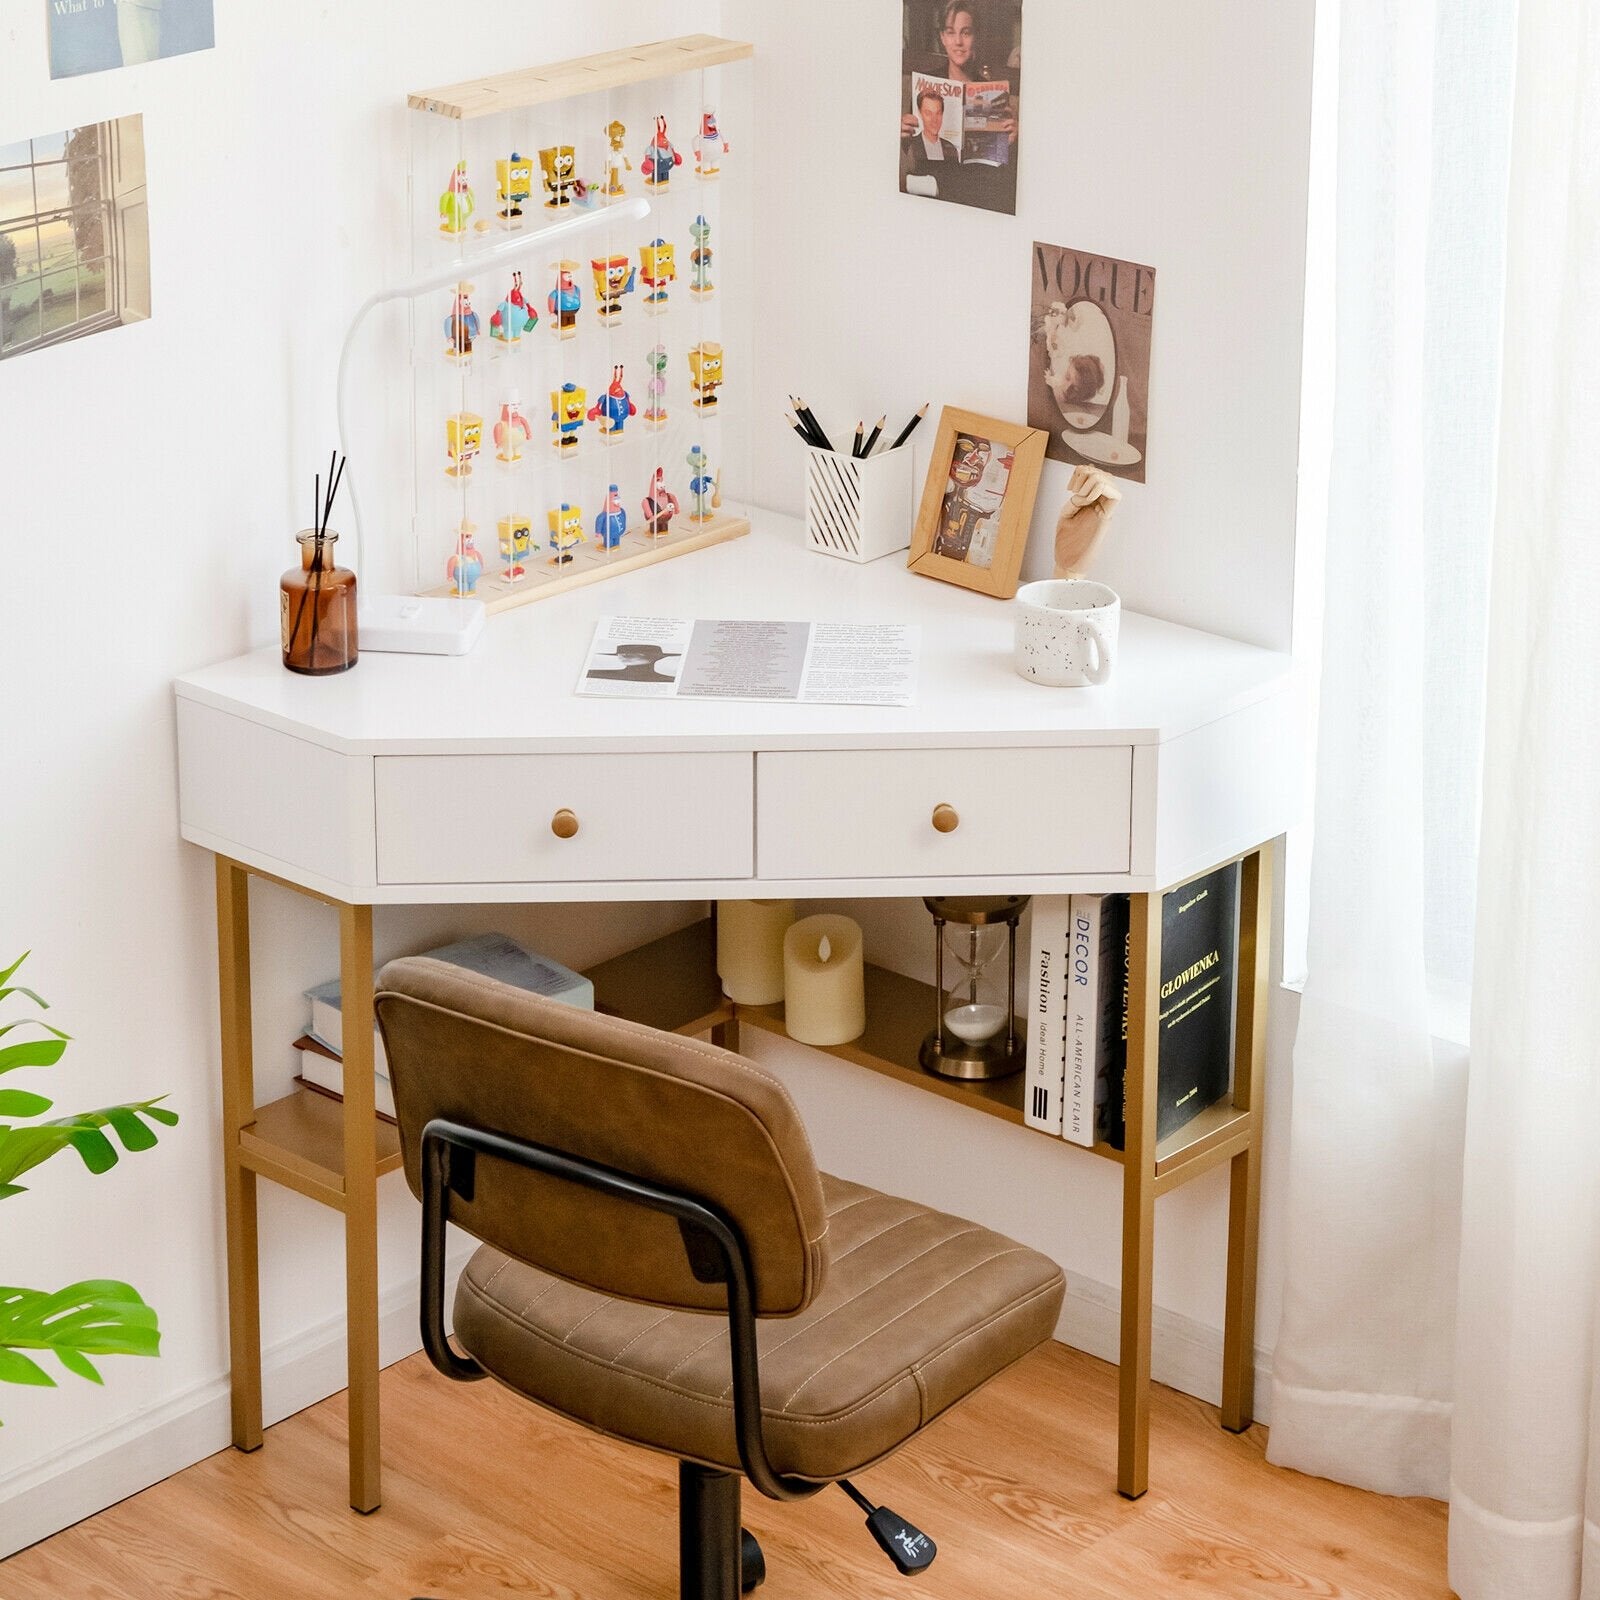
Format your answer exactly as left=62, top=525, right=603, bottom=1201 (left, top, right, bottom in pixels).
left=538, top=145, right=578, bottom=209
left=688, top=341, right=724, bottom=413
left=495, top=152, right=533, bottom=226
left=546, top=502, right=584, bottom=564
left=497, top=514, right=532, bottom=582
left=591, top=253, right=635, bottom=323
left=639, top=237, right=675, bottom=315
left=445, top=412, right=482, bottom=478
left=602, top=119, right=631, bottom=198
left=550, top=382, right=587, bottom=453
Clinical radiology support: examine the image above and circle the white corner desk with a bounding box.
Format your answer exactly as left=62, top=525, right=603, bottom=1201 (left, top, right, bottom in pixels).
left=174, top=517, right=1303, bottom=1515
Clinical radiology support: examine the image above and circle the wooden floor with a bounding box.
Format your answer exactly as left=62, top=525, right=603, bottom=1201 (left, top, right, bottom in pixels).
left=2, top=1343, right=1450, bottom=1600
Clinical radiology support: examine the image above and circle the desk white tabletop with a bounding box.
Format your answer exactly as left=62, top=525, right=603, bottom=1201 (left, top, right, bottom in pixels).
left=175, top=517, right=1296, bottom=757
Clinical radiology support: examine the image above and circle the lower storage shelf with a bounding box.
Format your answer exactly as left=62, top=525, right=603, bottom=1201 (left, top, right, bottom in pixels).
left=592, top=918, right=1252, bottom=1188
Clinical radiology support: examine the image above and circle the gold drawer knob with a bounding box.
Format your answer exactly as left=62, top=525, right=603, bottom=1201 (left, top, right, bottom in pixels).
left=550, top=809, right=580, bottom=840
left=931, top=803, right=960, bottom=834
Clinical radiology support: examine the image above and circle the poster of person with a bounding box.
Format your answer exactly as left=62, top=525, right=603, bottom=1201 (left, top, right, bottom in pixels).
left=1027, top=241, right=1156, bottom=483
left=0, top=117, right=150, bottom=362
left=898, top=1, right=1021, bottom=215
left=933, top=432, right=1015, bottom=569
left=48, top=0, right=215, bottom=79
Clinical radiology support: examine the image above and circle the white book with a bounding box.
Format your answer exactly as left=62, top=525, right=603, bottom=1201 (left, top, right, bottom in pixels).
left=1023, top=896, right=1073, bottom=1135
left=1064, top=895, right=1126, bottom=1147
left=296, top=1037, right=396, bottom=1120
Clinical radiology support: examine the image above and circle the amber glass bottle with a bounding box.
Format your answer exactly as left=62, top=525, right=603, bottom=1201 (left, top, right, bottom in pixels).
left=280, top=530, right=358, bottom=675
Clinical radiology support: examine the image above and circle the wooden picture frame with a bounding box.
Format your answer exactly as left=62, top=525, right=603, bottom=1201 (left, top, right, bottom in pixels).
left=907, top=407, right=1048, bottom=599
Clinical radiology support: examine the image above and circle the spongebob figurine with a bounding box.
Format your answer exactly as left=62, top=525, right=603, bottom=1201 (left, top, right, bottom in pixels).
left=686, top=444, right=715, bottom=522
left=602, top=119, right=631, bottom=198
left=688, top=215, right=715, bottom=298
left=550, top=382, right=587, bottom=454
left=497, top=514, right=532, bottom=582
left=445, top=412, right=482, bottom=478
left=446, top=520, right=484, bottom=595
left=547, top=502, right=584, bottom=565
left=438, top=162, right=474, bottom=237
left=688, top=342, right=724, bottom=413
left=591, top=253, right=636, bottom=324
left=495, top=152, right=533, bottom=226
left=539, top=145, right=578, bottom=209
left=639, top=237, right=676, bottom=315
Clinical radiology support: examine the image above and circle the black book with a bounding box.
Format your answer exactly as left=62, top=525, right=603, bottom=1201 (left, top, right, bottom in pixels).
left=1102, top=863, right=1239, bottom=1151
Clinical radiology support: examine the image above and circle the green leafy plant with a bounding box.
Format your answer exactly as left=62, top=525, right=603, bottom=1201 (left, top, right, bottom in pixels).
left=0, top=952, right=175, bottom=1419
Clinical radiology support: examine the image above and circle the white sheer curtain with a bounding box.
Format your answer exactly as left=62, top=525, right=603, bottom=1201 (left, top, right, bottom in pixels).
left=1271, top=0, right=1600, bottom=1593
left=1449, top=1, right=1600, bottom=1593
left=1267, top=0, right=1510, bottom=1499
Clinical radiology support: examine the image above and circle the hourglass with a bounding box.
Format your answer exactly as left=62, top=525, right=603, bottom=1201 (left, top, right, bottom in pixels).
left=918, top=896, right=1029, bottom=1080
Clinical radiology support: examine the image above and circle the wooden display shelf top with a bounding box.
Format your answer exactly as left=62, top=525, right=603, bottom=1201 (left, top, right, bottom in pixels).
left=238, top=1087, right=404, bottom=1209
left=410, top=35, right=754, bottom=121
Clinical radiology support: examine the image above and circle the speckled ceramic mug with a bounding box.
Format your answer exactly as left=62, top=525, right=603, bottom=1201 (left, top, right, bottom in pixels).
left=1013, top=579, right=1119, bottom=686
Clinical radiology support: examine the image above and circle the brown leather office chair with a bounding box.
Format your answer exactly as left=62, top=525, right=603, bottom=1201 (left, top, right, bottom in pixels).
left=375, top=956, right=1065, bottom=1599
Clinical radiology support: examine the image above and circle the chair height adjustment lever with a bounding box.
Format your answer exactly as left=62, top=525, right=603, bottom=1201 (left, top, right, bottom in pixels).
left=837, top=1478, right=937, bottom=1575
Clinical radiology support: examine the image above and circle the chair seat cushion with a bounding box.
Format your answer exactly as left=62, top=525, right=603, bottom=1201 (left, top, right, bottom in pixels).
left=452, top=1172, right=1065, bottom=1483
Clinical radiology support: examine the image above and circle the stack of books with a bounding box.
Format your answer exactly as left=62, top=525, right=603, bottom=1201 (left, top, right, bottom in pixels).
left=1024, top=864, right=1240, bottom=1148
left=294, top=933, right=593, bottom=1118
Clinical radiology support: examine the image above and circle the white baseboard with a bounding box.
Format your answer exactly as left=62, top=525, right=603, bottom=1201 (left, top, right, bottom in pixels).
left=0, top=1248, right=473, bottom=1561
left=0, top=1259, right=1269, bottom=1561
left=1054, top=1272, right=1275, bottom=1421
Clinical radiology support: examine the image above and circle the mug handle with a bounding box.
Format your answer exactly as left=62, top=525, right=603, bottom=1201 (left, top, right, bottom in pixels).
left=1083, top=621, right=1113, bottom=685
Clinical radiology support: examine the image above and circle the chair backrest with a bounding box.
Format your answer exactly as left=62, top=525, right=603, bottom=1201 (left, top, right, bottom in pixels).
left=374, top=956, right=829, bottom=1317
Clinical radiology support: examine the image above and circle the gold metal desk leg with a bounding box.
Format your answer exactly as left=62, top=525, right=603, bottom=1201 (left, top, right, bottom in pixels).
left=339, top=902, right=381, bottom=1513
left=1118, top=891, right=1161, bottom=1499
left=216, top=859, right=264, bottom=1453
left=1222, top=845, right=1272, bottom=1432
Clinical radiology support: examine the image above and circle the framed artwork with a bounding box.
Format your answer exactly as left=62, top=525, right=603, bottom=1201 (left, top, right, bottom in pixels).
left=898, top=0, right=1023, bottom=216
left=0, top=117, right=150, bottom=363
left=48, top=0, right=215, bottom=79
left=907, top=407, right=1046, bottom=598
left=1027, top=240, right=1155, bottom=483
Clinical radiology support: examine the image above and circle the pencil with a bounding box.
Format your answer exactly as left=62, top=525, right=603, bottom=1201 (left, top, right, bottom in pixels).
left=785, top=411, right=817, bottom=446
left=862, top=415, right=886, bottom=456
left=794, top=397, right=834, bottom=453
left=890, top=403, right=928, bottom=451
left=851, top=421, right=864, bottom=459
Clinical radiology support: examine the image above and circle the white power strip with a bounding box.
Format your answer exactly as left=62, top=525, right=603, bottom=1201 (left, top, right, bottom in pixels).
left=357, top=593, right=486, bottom=655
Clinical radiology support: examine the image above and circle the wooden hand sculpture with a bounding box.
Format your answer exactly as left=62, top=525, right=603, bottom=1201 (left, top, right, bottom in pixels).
left=1053, top=465, right=1123, bottom=578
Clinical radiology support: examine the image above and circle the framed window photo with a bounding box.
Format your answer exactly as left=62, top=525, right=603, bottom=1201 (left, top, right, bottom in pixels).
left=907, top=407, right=1047, bottom=598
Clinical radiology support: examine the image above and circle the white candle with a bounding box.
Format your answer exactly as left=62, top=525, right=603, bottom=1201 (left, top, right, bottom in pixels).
left=782, top=914, right=866, bottom=1046
left=716, top=899, right=795, bottom=1005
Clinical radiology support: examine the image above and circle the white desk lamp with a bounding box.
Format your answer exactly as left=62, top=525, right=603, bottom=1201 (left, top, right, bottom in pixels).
left=337, top=194, right=652, bottom=653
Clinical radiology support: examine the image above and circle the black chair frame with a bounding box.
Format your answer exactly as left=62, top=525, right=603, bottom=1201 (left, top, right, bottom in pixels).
left=418, top=1116, right=824, bottom=1600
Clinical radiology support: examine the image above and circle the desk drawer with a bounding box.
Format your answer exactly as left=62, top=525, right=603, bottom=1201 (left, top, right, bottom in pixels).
left=756, top=747, right=1132, bottom=880
left=375, top=753, right=752, bottom=884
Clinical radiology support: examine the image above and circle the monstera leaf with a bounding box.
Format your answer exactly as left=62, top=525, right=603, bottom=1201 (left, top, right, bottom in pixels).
left=0, top=954, right=171, bottom=1413
left=0, top=1099, right=179, bottom=1198
left=0, top=1282, right=161, bottom=1411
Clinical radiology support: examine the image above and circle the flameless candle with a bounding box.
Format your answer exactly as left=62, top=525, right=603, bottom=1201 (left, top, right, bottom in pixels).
left=782, top=914, right=866, bottom=1046
left=715, top=898, right=795, bottom=1005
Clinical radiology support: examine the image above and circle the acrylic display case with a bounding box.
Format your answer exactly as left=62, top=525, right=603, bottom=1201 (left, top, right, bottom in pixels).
left=405, top=36, right=752, bottom=612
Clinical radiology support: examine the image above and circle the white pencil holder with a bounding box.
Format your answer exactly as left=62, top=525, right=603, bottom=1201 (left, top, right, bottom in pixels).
left=803, top=443, right=916, bottom=563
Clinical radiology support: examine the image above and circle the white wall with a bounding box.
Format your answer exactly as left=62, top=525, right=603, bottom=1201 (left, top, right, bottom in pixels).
left=0, top=0, right=713, bottom=1555
left=727, top=0, right=1315, bottom=653
left=0, top=0, right=1315, bottom=1554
